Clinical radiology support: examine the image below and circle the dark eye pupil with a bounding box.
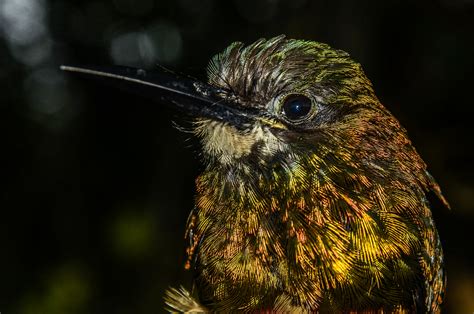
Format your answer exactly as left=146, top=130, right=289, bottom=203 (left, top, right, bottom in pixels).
left=282, top=94, right=312, bottom=121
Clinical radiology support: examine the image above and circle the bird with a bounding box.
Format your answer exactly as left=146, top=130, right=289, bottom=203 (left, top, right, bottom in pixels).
left=62, top=35, right=449, bottom=313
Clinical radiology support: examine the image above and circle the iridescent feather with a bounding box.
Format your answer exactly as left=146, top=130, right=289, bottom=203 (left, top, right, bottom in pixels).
left=167, top=36, right=448, bottom=313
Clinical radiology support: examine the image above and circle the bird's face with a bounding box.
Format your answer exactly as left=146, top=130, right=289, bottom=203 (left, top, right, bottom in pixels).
left=193, top=36, right=385, bottom=172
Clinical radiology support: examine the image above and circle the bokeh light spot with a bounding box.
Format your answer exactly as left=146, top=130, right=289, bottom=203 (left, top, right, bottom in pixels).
left=146, top=22, right=182, bottom=64
left=0, top=0, right=52, bottom=66
left=110, top=32, right=151, bottom=66
left=109, top=22, right=182, bottom=66
left=109, top=211, right=156, bottom=260
left=0, top=0, right=47, bottom=45
left=19, top=264, right=91, bottom=314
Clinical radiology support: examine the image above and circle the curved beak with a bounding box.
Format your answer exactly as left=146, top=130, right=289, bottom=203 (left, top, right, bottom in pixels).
left=60, top=65, right=256, bottom=127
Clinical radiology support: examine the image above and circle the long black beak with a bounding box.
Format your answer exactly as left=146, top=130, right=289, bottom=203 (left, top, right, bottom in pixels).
left=60, top=65, right=256, bottom=126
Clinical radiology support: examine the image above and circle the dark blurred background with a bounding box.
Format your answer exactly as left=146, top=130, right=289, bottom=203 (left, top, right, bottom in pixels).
left=1, top=0, right=473, bottom=313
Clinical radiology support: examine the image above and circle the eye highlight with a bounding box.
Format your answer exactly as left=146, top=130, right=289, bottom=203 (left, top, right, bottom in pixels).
left=281, top=94, right=314, bottom=122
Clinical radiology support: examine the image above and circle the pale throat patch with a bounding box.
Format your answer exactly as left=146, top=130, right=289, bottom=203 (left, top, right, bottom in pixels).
left=194, top=119, right=288, bottom=165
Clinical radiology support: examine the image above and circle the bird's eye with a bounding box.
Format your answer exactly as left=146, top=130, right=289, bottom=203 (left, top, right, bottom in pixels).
left=281, top=94, right=313, bottom=121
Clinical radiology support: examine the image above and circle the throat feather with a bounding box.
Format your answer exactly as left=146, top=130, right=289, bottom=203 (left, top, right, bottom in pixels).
left=194, top=119, right=288, bottom=165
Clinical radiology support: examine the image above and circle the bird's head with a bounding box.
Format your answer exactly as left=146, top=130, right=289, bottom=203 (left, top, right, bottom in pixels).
left=194, top=36, right=405, bottom=181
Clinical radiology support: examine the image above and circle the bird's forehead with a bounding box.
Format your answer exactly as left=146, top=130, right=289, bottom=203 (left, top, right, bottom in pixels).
left=206, top=36, right=353, bottom=105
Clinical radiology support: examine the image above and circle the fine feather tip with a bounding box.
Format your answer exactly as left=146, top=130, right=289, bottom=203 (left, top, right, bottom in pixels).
left=164, top=286, right=208, bottom=313
left=426, top=171, right=451, bottom=210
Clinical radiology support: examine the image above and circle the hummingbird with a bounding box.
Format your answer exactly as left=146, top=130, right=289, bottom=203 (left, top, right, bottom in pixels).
left=62, top=35, right=449, bottom=313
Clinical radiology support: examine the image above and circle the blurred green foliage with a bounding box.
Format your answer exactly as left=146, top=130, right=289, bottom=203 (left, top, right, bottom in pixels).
left=19, top=263, right=91, bottom=314
left=108, top=210, right=157, bottom=260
